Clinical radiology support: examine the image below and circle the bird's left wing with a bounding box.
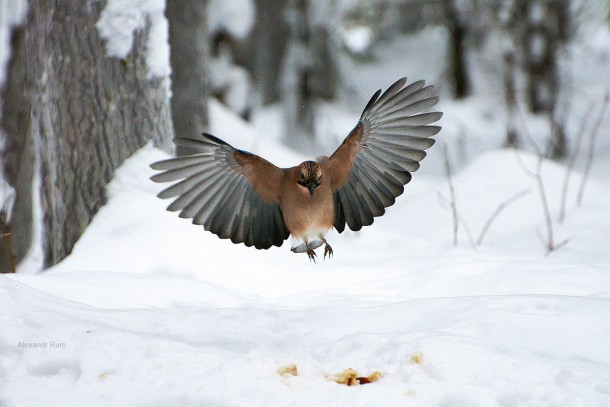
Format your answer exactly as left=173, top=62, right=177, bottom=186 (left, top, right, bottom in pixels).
left=150, top=134, right=290, bottom=249
left=327, top=77, right=442, bottom=232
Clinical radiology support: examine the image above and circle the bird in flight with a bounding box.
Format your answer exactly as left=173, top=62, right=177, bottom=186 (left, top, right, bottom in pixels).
left=150, top=77, right=442, bottom=262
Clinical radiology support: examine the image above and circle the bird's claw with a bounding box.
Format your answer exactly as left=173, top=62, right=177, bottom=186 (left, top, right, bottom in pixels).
left=307, top=249, right=317, bottom=263
left=324, top=243, right=333, bottom=260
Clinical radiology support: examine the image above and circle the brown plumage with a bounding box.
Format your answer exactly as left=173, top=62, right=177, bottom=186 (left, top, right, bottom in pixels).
left=150, top=77, right=442, bottom=261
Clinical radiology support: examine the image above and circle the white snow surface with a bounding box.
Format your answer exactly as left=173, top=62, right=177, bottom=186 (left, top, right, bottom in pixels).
left=96, top=0, right=170, bottom=78
left=4, top=14, right=610, bottom=405
left=3, top=99, right=610, bottom=406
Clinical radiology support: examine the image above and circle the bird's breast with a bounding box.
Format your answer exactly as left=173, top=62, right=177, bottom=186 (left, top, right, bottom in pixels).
left=280, top=182, right=334, bottom=239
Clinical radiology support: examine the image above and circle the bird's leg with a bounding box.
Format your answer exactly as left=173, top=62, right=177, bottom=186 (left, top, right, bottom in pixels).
left=307, top=249, right=317, bottom=263
left=321, top=238, right=333, bottom=260
left=304, top=238, right=317, bottom=263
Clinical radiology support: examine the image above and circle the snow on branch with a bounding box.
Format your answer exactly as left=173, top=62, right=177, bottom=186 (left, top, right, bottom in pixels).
left=207, top=0, right=255, bottom=40
left=96, top=0, right=170, bottom=78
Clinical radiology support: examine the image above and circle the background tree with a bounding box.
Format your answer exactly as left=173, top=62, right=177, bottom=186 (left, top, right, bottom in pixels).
left=253, top=0, right=290, bottom=105
left=166, top=0, right=210, bottom=155
left=505, top=0, right=572, bottom=158
left=1, top=21, right=31, bottom=273
left=443, top=0, right=471, bottom=99
left=0, top=0, right=174, bottom=269
left=281, top=0, right=338, bottom=151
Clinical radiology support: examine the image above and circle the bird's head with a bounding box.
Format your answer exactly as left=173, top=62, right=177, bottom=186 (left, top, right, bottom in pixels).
left=296, top=161, right=322, bottom=196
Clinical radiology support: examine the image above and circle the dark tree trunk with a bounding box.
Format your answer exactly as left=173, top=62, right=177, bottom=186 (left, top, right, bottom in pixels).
left=25, top=0, right=173, bottom=267
left=253, top=0, right=290, bottom=105
left=444, top=0, right=470, bottom=99
left=309, top=27, right=337, bottom=100
left=1, top=24, right=32, bottom=273
left=519, top=1, right=568, bottom=158
left=281, top=0, right=338, bottom=150
left=166, top=0, right=209, bottom=156
left=504, top=0, right=569, bottom=159
left=544, top=0, right=570, bottom=159
left=503, top=51, right=520, bottom=149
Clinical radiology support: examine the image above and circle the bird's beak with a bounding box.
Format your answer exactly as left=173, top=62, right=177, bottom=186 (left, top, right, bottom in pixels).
left=307, top=183, right=315, bottom=196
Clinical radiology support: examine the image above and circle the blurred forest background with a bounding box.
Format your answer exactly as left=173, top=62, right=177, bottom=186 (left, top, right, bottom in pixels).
left=0, top=0, right=608, bottom=272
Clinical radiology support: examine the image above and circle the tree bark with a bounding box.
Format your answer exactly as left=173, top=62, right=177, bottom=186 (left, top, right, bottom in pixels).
left=1, top=23, right=32, bottom=273
left=503, top=51, right=520, bottom=149
left=166, top=0, right=209, bottom=155
left=253, top=0, right=289, bottom=105
left=25, top=0, right=173, bottom=267
left=444, top=0, right=470, bottom=99
left=281, top=0, right=338, bottom=150
left=504, top=0, right=569, bottom=159
left=519, top=1, right=567, bottom=158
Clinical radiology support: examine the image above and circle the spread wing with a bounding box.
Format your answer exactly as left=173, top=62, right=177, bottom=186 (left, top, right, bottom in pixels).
left=150, top=134, right=290, bottom=249
left=327, top=77, right=442, bottom=232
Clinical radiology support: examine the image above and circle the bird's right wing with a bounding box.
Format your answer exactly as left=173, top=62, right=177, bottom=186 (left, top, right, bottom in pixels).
left=150, top=134, right=290, bottom=249
left=327, top=77, right=442, bottom=232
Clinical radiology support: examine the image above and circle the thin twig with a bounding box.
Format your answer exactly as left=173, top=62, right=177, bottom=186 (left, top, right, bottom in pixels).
left=534, top=157, right=555, bottom=252
left=517, top=106, right=543, bottom=157
left=438, top=193, right=476, bottom=248
left=477, top=189, right=531, bottom=245
left=442, top=144, right=459, bottom=246
left=559, top=102, right=593, bottom=222
left=511, top=93, right=569, bottom=254
left=513, top=149, right=564, bottom=254
left=577, top=91, right=609, bottom=207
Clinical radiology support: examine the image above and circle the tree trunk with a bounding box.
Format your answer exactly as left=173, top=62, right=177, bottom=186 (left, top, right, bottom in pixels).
left=281, top=0, right=338, bottom=151
left=504, top=0, right=569, bottom=159
left=444, top=0, right=470, bottom=99
left=166, top=0, right=209, bottom=156
left=1, top=23, right=32, bottom=273
left=26, top=0, right=173, bottom=268
left=503, top=51, right=520, bottom=149
left=253, top=0, right=289, bottom=105
left=520, top=1, right=567, bottom=158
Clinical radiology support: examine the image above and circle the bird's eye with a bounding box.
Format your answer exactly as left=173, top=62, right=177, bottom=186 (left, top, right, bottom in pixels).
left=300, top=173, right=305, bottom=180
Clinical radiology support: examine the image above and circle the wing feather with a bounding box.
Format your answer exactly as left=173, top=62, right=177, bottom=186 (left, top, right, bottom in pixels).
left=150, top=134, right=290, bottom=249
left=327, top=78, right=442, bottom=232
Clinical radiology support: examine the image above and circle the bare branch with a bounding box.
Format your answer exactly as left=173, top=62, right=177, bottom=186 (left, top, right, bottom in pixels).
left=513, top=147, right=537, bottom=178
left=534, top=157, right=556, bottom=253
left=513, top=149, right=564, bottom=254
left=517, top=105, right=543, bottom=157
left=577, top=91, right=609, bottom=207
left=442, top=144, right=459, bottom=246
left=559, top=102, right=593, bottom=222
left=477, top=189, right=531, bottom=245
left=438, top=192, right=475, bottom=248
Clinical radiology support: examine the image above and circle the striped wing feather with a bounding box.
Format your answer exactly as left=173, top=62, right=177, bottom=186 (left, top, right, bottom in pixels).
left=327, top=77, right=442, bottom=232
left=150, top=134, right=289, bottom=249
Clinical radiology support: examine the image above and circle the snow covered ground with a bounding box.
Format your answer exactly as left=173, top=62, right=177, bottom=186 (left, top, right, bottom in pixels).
left=3, top=15, right=610, bottom=406
left=2, top=94, right=610, bottom=405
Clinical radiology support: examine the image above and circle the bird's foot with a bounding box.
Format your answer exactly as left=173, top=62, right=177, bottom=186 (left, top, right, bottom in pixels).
left=324, top=243, right=333, bottom=260
left=307, top=249, right=317, bottom=263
